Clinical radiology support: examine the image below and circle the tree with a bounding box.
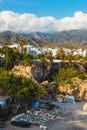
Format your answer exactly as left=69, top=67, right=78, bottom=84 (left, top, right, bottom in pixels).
left=56, top=49, right=65, bottom=60
left=0, top=69, right=46, bottom=102
left=2, top=41, right=8, bottom=46
left=46, top=51, right=53, bottom=64
left=18, top=39, right=25, bottom=54
left=53, top=68, right=77, bottom=86
left=2, top=46, right=9, bottom=70
left=1, top=47, right=20, bottom=70
left=22, top=53, right=33, bottom=62
left=12, top=47, right=20, bottom=65
left=37, top=54, right=46, bottom=60
left=1, top=41, right=8, bottom=70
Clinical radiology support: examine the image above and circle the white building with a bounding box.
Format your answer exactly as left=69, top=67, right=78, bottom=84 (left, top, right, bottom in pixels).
left=0, top=43, right=87, bottom=58
left=73, top=49, right=87, bottom=57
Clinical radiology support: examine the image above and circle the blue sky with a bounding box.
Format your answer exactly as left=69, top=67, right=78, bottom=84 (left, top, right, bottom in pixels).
left=0, top=0, right=87, bottom=33
left=0, top=0, right=87, bottom=18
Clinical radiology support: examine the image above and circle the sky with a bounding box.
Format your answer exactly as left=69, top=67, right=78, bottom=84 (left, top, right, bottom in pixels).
left=0, top=0, right=87, bottom=33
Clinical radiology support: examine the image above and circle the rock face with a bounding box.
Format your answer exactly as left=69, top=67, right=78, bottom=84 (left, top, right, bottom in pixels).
left=58, top=78, right=87, bottom=101
left=13, top=61, right=87, bottom=83
left=31, top=62, right=59, bottom=83
left=12, top=65, right=32, bottom=78
left=12, top=63, right=60, bottom=83
left=12, top=62, right=87, bottom=101
left=82, top=103, right=87, bottom=111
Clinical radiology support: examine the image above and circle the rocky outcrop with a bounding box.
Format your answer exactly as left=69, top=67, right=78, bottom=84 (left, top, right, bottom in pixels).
left=82, top=103, right=87, bottom=111
left=12, top=63, right=60, bottom=83
left=58, top=78, right=87, bottom=101
left=13, top=62, right=87, bottom=83
left=31, top=62, right=59, bottom=83
left=12, top=62, right=87, bottom=101
left=12, top=65, right=32, bottom=78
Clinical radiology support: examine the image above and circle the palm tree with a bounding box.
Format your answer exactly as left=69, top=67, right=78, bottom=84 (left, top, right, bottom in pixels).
left=18, top=39, right=25, bottom=54
left=2, top=41, right=8, bottom=46
left=47, top=51, right=53, bottom=64
left=1, top=44, right=18, bottom=70
left=1, top=41, right=8, bottom=70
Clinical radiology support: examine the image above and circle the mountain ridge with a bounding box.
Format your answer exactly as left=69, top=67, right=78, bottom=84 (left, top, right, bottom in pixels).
left=28, top=30, right=87, bottom=42
left=0, top=30, right=87, bottom=48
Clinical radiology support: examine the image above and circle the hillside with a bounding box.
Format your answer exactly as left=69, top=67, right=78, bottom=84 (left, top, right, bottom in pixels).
left=12, top=61, right=87, bottom=101
left=0, top=30, right=87, bottom=48
left=29, top=30, right=87, bottom=42
left=29, top=30, right=87, bottom=48
left=0, top=31, right=52, bottom=48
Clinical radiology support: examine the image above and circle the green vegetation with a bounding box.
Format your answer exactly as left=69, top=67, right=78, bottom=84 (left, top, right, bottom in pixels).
left=18, top=39, right=26, bottom=54
left=0, top=68, right=45, bottom=101
left=56, top=49, right=65, bottom=60
left=53, top=68, right=78, bottom=86
left=78, top=73, right=87, bottom=80
left=56, top=49, right=87, bottom=61
left=0, top=46, right=34, bottom=70
left=1, top=40, right=87, bottom=107
left=0, top=46, right=20, bottom=70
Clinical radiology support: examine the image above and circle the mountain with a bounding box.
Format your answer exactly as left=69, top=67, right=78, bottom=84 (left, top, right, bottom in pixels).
left=29, top=30, right=87, bottom=43
left=28, top=30, right=87, bottom=48
left=0, top=31, right=52, bottom=48
left=1, top=30, right=87, bottom=48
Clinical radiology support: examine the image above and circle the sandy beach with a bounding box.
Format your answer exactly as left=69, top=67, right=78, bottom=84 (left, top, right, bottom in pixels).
left=2, top=101, right=87, bottom=130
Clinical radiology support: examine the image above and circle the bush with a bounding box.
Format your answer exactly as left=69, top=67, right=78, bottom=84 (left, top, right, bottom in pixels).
left=78, top=73, right=87, bottom=80
left=53, top=68, right=77, bottom=85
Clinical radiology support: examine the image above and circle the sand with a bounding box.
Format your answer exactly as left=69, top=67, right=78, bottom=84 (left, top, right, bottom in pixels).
left=2, top=101, right=87, bottom=130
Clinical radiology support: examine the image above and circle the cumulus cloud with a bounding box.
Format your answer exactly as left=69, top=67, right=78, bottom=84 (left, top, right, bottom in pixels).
left=0, top=10, right=87, bottom=33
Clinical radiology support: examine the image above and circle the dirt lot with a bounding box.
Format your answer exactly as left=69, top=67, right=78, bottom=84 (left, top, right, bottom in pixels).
left=2, top=101, right=87, bottom=130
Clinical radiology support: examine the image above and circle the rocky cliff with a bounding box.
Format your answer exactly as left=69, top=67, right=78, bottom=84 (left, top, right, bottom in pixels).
left=58, top=78, right=87, bottom=101
left=31, top=62, right=60, bottom=83
left=12, top=61, right=87, bottom=101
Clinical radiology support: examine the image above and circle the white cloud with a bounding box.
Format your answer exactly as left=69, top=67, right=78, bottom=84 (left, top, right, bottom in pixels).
left=0, top=10, right=87, bottom=33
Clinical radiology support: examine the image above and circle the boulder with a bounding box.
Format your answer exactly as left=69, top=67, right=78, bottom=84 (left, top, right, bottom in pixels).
left=82, top=103, right=87, bottom=111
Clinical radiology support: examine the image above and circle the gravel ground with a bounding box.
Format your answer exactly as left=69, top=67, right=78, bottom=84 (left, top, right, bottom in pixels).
left=2, top=101, right=87, bottom=130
